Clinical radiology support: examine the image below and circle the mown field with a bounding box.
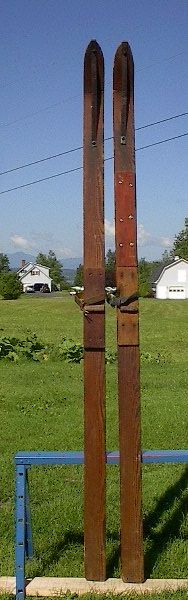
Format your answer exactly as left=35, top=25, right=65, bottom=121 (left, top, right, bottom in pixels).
left=0, top=293, right=187, bottom=588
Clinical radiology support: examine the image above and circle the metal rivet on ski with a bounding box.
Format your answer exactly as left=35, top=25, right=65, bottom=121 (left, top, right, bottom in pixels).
left=119, top=243, right=123, bottom=247
left=129, top=183, right=133, bottom=187
left=121, top=135, right=126, bottom=144
left=129, top=242, right=134, bottom=246
left=128, top=214, right=133, bottom=219
left=120, top=218, right=124, bottom=222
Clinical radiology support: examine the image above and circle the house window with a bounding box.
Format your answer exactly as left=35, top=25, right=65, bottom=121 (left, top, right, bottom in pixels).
left=31, top=269, right=40, bottom=276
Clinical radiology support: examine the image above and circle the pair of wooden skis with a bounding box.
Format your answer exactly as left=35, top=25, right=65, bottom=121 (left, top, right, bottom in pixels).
left=82, top=40, right=144, bottom=583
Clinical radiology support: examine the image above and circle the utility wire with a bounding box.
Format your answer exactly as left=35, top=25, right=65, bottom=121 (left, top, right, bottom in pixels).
left=136, top=111, right=188, bottom=131
left=1, top=47, right=184, bottom=106
left=0, top=145, right=83, bottom=176
left=0, top=110, right=188, bottom=177
left=0, top=165, right=82, bottom=195
left=0, top=131, right=188, bottom=196
left=136, top=131, right=188, bottom=151
left=0, top=49, right=185, bottom=132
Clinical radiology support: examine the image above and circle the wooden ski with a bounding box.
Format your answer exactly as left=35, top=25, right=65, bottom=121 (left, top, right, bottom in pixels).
left=83, top=40, right=106, bottom=581
left=113, top=42, right=144, bottom=582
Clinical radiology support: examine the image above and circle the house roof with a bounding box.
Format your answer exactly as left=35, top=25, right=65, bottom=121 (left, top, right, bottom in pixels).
left=18, top=263, right=52, bottom=281
left=17, top=262, right=30, bottom=274
left=151, top=258, right=188, bottom=285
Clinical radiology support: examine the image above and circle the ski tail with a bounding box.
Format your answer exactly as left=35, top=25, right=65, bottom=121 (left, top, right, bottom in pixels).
left=113, top=42, right=144, bottom=583
left=83, top=40, right=106, bottom=581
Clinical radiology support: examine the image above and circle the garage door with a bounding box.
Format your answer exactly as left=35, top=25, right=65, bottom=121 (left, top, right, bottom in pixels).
left=168, top=287, right=185, bottom=299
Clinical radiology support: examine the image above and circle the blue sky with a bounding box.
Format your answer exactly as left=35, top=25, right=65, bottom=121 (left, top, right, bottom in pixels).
left=0, top=0, right=188, bottom=261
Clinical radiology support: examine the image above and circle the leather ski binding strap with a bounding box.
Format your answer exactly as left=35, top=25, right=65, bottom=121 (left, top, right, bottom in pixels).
left=107, top=291, right=138, bottom=312
left=75, top=292, right=105, bottom=313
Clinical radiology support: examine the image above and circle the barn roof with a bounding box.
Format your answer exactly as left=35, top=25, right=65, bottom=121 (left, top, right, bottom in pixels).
left=151, top=258, right=188, bottom=285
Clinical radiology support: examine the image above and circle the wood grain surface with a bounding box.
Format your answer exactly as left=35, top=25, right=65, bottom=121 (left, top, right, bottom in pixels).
left=113, top=42, right=144, bottom=582
left=83, top=40, right=106, bottom=581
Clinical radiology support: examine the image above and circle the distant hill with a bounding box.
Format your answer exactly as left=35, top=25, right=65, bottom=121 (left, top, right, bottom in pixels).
left=62, top=268, right=76, bottom=284
left=8, top=252, right=83, bottom=271
left=8, top=252, right=36, bottom=269
left=61, top=257, right=83, bottom=269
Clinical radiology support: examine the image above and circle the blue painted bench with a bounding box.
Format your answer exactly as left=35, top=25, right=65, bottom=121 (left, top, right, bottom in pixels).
left=15, top=449, right=188, bottom=600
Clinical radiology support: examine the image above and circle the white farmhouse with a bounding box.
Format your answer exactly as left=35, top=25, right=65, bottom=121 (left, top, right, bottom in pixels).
left=17, top=260, right=52, bottom=292
left=152, top=257, right=188, bottom=299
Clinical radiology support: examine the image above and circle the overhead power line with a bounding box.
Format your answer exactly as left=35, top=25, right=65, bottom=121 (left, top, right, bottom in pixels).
left=0, top=110, right=188, bottom=177
left=1, top=48, right=184, bottom=120
left=0, top=131, right=188, bottom=196
left=136, top=111, right=188, bottom=130
left=136, top=131, right=188, bottom=151
left=0, top=145, right=83, bottom=176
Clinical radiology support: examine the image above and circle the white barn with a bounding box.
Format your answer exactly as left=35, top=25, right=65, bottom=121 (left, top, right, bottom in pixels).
left=18, top=260, right=52, bottom=292
left=152, top=257, right=188, bottom=299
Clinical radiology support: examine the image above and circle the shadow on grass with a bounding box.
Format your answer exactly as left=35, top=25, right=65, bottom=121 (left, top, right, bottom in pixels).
left=106, top=533, right=120, bottom=578
left=31, top=529, right=120, bottom=578
left=29, top=467, right=188, bottom=578
left=144, top=465, right=188, bottom=577
left=31, top=530, right=84, bottom=576
left=107, top=466, right=188, bottom=578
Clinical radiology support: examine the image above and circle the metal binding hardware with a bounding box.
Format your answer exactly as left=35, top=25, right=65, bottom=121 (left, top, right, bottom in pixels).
left=106, top=291, right=138, bottom=310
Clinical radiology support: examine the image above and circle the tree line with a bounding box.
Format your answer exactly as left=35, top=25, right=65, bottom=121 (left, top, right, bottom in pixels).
left=74, top=217, right=188, bottom=296
left=0, top=217, right=187, bottom=299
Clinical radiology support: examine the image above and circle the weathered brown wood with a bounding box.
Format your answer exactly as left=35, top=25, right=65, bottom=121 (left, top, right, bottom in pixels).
left=118, top=346, right=143, bottom=581
left=113, top=42, right=144, bottom=582
left=83, top=40, right=106, bottom=581
left=84, top=351, right=105, bottom=579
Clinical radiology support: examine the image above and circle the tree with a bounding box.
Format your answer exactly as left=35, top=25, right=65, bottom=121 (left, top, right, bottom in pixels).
left=74, top=264, right=83, bottom=286
left=36, top=250, right=67, bottom=289
left=138, top=258, right=163, bottom=297
left=171, top=218, right=188, bottom=260
left=161, top=249, right=172, bottom=265
left=105, top=249, right=116, bottom=287
left=73, top=251, right=116, bottom=287
left=138, top=258, right=152, bottom=297
left=0, top=272, right=22, bottom=299
left=0, top=253, right=10, bottom=273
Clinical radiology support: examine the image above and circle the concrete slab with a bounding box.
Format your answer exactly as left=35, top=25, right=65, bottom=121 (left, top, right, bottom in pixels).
left=0, top=577, right=16, bottom=594
left=25, top=577, right=188, bottom=595
left=0, top=577, right=188, bottom=596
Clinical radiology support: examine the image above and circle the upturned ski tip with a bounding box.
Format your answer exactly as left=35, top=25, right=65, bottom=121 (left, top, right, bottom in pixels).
left=84, top=39, right=103, bottom=58
left=114, top=41, right=134, bottom=65
left=84, top=40, right=104, bottom=94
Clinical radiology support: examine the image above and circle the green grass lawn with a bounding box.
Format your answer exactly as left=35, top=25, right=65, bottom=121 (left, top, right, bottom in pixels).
left=1, top=593, right=188, bottom=600
left=0, top=294, right=187, bottom=583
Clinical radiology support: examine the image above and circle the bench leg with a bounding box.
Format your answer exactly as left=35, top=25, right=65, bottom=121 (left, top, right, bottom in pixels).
left=15, top=464, right=26, bottom=600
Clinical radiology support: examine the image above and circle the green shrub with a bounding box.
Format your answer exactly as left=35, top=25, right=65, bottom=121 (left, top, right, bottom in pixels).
left=139, top=281, right=151, bottom=298
left=0, top=272, right=22, bottom=299
left=0, top=333, right=48, bottom=362
left=58, top=338, right=83, bottom=362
